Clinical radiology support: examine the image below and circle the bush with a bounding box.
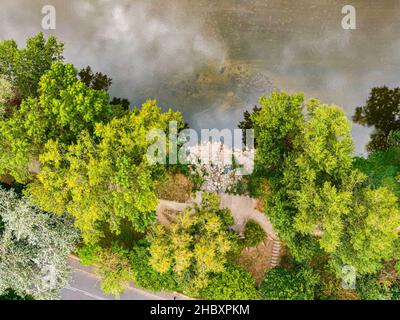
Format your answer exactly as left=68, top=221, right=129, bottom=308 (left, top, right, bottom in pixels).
left=217, top=208, right=235, bottom=228
left=94, top=245, right=134, bottom=297
left=247, top=176, right=270, bottom=199
left=243, top=219, right=266, bottom=247
left=77, top=244, right=101, bottom=266
left=356, top=275, right=391, bottom=300
left=390, top=284, right=400, bottom=300
left=0, top=289, right=33, bottom=300
left=130, top=240, right=179, bottom=292
left=198, top=264, right=259, bottom=300
left=395, top=261, right=400, bottom=276
left=259, top=267, right=320, bottom=300
left=314, top=262, right=358, bottom=300
left=354, top=148, right=400, bottom=198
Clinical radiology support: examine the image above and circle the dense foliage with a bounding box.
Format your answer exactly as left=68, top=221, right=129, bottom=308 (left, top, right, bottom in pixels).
left=0, top=188, right=78, bottom=300
left=93, top=245, right=134, bottom=297
left=0, top=62, right=112, bottom=182
left=130, top=239, right=180, bottom=292
left=1, top=32, right=400, bottom=300
left=78, top=66, right=112, bottom=91
left=259, top=267, right=320, bottom=300
left=353, top=86, right=400, bottom=152
left=356, top=275, right=392, bottom=300
left=354, top=147, right=400, bottom=198
left=243, top=219, right=266, bottom=247
left=147, top=193, right=239, bottom=293
left=199, top=264, right=259, bottom=300
left=27, top=100, right=184, bottom=244
left=0, top=289, right=33, bottom=300
left=0, top=32, right=64, bottom=98
left=0, top=77, right=16, bottom=119
left=238, top=105, right=261, bottom=146
left=251, top=91, right=400, bottom=276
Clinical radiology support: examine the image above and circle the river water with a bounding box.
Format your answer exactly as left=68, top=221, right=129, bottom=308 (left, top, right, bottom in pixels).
left=1, top=0, right=399, bottom=154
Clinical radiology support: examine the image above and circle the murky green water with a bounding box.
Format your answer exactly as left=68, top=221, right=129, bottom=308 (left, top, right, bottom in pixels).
left=1, top=0, right=399, bottom=153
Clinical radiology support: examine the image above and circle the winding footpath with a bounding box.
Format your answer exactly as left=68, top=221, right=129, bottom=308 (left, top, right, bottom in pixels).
left=158, top=193, right=282, bottom=268
left=62, top=193, right=281, bottom=300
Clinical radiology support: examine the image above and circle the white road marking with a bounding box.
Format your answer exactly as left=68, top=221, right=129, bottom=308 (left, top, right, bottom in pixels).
left=70, top=265, right=167, bottom=300
left=64, top=285, right=107, bottom=300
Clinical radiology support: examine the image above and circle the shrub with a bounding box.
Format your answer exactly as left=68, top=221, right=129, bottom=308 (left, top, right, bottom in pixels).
left=130, top=240, right=179, bottom=292
left=247, top=176, right=270, bottom=199
left=259, top=267, right=320, bottom=300
left=243, top=219, right=266, bottom=247
left=94, top=245, right=134, bottom=297
left=390, top=283, right=400, bottom=300
left=199, top=264, right=259, bottom=300
left=0, top=289, right=33, bottom=300
left=217, top=207, right=235, bottom=228
left=77, top=244, right=101, bottom=266
left=395, top=261, right=400, bottom=276
left=314, top=263, right=358, bottom=300
left=356, top=275, right=391, bottom=300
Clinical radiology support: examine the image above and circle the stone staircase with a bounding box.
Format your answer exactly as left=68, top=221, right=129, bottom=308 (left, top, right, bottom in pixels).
left=270, top=238, right=282, bottom=268
left=158, top=193, right=283, bottom=268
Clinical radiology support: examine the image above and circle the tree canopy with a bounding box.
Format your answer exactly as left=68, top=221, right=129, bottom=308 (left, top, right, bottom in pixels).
left=1, top=32, right=400, bottom=300
left=0, top=32, right=64, bottom=98
left=0, top=77, right=16, bottom=119
left=27, top=100, right=185, bottom=244
left=199, top=263, right=259, bottom=300
left=0, top=62, right=112, bottom=183
left=252, top=91, right=400, bottom=275
left=147, top=193, right=239, bottom=292
left=0, top=188, right=78, bottom=300
left=353, top=86, right=400, bottom=152
left=259, top=267, right=320, bottom=300
left=354, top=145, right=400, bottom=198
left=78, top=66, right=112, bottom=92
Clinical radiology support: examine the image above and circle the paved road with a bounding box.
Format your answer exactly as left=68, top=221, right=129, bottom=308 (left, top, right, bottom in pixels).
left=61, top=257, right=185, bottom=300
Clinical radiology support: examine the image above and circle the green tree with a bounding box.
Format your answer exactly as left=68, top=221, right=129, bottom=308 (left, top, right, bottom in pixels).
left=27, top=100, right=184, bottom=244
left=243, top=219, right=266, bottom=247
left=354, top=147, right=400, bottom=198
left=252, top=91, right=400, bottom=275
left=147, top=193, right=239, bottom=292
left=238, top=105, right=261, bottom=146
left=0, top=188, right=79, bottom=300
left=0, top=62, right=112, bottom=182
left=330, top=187, right=400, bottom=275
left=356, top=275, right=391, bottom=300
left=0, top=32, right=64, bottom=98
left=130, top=239, right=179, bottom=292
left=353, top=86, right=400, bottom=152
left=78, top=66, right=112, bottom=91
left=199, top=264, right=259, bottom=300
left=93, top=245, right=133, bottom=297
left=391, top=283, right=400, bottom=300
left=0, top=289, right=33, bottom=300
left=252, top=91, right=304, bottom=173
left=110, top=97, right=131, bottom=117
left=259, top=267, right=320, bottom=300
left=0, top=77, right=17, bottom=119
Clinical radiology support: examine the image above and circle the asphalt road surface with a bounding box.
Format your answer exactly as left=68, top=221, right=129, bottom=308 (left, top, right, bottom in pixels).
left=61, top=257, right=184, bottom=300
